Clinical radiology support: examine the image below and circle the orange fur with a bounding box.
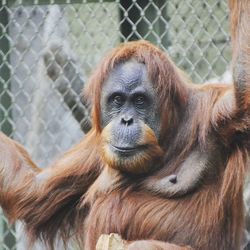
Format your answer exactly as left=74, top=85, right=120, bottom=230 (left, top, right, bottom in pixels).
left=0, top=1, right=249, bottom=249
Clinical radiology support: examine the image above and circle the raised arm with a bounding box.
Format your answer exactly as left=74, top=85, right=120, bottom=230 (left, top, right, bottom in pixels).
left=230, top=0, right=250, bottom=116
left=213, top=0, right=250, bottom=141
left=0, top=131, right=102, bottom=245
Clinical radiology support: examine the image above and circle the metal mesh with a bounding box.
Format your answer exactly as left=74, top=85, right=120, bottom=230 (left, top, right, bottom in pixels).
left=0, top=0, right=231, bottom=249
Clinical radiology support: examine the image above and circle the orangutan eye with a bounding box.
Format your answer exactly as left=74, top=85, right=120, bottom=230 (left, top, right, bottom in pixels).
left=108, top=93, right=126, bottom=107
left=135, top=95, right=145, bottom=105
left=113, top=95, right=124, bottom=105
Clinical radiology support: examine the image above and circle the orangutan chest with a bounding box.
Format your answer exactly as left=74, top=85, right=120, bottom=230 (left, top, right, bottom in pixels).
left=86, top=189, right=224, bottom=249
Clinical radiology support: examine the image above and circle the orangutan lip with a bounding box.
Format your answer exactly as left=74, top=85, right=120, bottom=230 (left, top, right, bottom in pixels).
left=111, top=145, right=137, bottom=153
left=111, top=145, right=147, bottom=154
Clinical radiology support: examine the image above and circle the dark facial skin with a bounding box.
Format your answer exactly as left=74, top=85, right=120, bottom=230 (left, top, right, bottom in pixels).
left=100, top=60, right=161, bottom=157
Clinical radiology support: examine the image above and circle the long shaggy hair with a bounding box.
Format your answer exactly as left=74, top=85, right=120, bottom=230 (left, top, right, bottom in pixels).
left=0, top=5, right=249, bottom=247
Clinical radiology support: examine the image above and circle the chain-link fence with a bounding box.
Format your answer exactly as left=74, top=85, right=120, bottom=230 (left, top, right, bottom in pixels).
left=0, top=0, right=232, bottom=249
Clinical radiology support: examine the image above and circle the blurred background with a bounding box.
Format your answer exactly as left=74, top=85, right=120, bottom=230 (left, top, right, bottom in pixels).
left=0, top=0, right=239, bottom=249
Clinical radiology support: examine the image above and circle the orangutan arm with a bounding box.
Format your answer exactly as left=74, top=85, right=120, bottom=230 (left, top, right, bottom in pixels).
left=0, top=131, right=101, bottom=224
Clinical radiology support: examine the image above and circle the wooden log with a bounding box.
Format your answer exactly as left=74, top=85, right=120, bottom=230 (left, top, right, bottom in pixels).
left=96, top=233, right=126, bottom=250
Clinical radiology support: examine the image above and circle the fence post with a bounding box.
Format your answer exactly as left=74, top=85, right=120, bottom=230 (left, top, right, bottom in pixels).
left=0, top=2, right=16, bottom=250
